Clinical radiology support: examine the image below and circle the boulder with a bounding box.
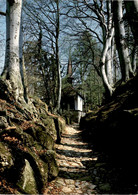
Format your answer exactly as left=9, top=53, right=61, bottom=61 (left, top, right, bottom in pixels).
left=17, top=159, right=38, bottom=194
left=0, top=116, right=9, bottom=129
left=41, top=150, right=59, bottom=180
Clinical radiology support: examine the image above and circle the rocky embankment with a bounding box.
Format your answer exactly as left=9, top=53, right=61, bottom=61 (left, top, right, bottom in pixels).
left=0, top=78, right=65, bottom=194
left=80, top=74, right=138, bottom=193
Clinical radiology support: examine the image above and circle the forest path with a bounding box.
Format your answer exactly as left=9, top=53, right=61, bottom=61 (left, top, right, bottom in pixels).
left=44, top=124, right=98, bottom=194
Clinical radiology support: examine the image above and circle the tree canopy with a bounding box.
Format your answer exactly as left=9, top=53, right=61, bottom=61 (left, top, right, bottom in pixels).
left=0, top=0, right=137, bottom=111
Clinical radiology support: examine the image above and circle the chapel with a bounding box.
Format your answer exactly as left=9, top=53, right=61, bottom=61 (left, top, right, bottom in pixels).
left=61, top=57, right=85, bottom=123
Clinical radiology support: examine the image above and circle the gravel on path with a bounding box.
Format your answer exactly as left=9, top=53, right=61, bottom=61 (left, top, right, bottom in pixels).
left=44, top=124, right=98, bottom=194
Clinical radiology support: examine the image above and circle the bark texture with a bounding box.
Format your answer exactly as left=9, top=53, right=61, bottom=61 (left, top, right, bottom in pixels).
left=124, top=0, right=138, bottom=45
left=112, top=0, right=133, bottom=81
left=1, top=0, right=24, bottom=101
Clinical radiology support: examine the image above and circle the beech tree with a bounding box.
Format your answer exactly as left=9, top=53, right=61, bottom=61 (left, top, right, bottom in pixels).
left=124, top=0, right=138, bottom=45
left=112, top=0, right=134, bottom=82
left=0, top=3, right=5, bottom=73
left=65, top=0, right=137, bottom=96
left=1, top=0, right=26, bottom=102
left=62, top=1, right=115, bottom=96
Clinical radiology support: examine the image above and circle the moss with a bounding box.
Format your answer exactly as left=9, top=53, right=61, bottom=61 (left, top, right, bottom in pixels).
left=40, top=150, right=59, bottom=180
left=17, top=159, right=38, bottom=194
left=34, top=124, right=54, bottom=150
left=39, top=113, right=47, bottom=119
left=32, top=97, right=48, bottom=112
left=0, top=87, right=66, bottom=193
left=41, top=117, right=57, bottom=141
left=0, top=142, right=14, bottom=172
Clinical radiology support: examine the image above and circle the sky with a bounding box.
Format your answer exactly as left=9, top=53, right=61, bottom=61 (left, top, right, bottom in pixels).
left=0, top=0, right=102, bottom=76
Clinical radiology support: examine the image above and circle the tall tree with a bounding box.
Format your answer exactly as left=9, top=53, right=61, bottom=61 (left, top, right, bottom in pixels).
left=112, top=0, right=134, bottom=82
left=124, top=0, right=138, bottom=45
left=62, top=0, right=116, bottom=95
left=68, top=0, right=137, bottom=96
left=1, top=0, right=25, bottom=102
left=55, top=0, right=61, bottom=111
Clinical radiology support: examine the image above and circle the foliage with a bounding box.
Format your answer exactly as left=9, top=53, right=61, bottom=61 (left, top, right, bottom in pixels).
left=63, top=30, right=104, bottom=109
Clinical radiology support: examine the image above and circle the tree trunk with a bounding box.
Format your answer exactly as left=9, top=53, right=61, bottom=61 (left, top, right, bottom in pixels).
left=112, top=0, right=133, bottom=81
left=100, top=27, right=114, bottom=96
left=1, top=0, right=24, bottom=101
left=131, top=43, right=137, bottom=73
left=19, top=14, right=28, bottom=103
left=55, top=0, right=61, bottom=112
left=106, top=52, right=113, bottom=86
left=124, top=0, right=138, bottom=45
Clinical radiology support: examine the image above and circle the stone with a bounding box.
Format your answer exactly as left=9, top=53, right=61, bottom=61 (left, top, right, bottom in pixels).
left=61, top=161, right=70, bottom=167
left=71, top=162, right=80, bottom=167
left=99, top=183, right=111, bottom=192
left=76, top=189, right=83, bottom=193
left=0, top=116, right=9, bottom=128
left=62, top=186, right=72, bottom=193
left=17, top=159, right=38, bottom=194
left=41, top=118, right=57, bottom=141
left=89, top=184, right=96, bottom=190
left=56, top=178, right=66, bottom=186
left=68, top=184, right=76, bottom=190
left=35, top=124, right=54, bottom=150
left=0, top=86, right=65, bottom=194
left=41, top=150, right=59, bottom=180
left=0, top=142, right=14, bottom=172
left=65, top=179, right=75, bottom=185
left=75, top=180, right=81, bottom=187
left=87, top=189, right=93, bottom=194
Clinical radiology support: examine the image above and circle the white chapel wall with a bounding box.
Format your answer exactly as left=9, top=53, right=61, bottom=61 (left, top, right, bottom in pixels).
left=75, top=95, right=83, bottom=111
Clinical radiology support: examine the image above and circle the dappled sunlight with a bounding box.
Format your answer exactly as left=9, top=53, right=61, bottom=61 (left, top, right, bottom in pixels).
left=44, top=124, right=98, bottom=194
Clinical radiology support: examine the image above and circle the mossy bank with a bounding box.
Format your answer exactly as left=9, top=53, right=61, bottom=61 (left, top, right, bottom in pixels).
left=0, top=78, right=65, bottom=194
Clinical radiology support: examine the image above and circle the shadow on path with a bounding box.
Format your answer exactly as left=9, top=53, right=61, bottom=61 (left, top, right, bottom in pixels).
left=55, top=124, right=98, bottom=183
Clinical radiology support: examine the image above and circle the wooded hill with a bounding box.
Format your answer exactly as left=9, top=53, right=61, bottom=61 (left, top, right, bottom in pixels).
left=80, top=73, right=138, bottom=193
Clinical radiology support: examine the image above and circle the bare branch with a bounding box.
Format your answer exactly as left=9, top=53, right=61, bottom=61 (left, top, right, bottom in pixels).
left=0, top=11, right=6, bottom=16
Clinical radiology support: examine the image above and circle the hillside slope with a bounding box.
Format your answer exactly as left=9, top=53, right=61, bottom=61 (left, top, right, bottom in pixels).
left=80, top=74, right=138, bottom=193
left=0, top=78, right=65, bottom=194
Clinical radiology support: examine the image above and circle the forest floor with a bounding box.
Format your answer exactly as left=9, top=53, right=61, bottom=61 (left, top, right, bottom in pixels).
left=44, top=123, right=98, bottom=194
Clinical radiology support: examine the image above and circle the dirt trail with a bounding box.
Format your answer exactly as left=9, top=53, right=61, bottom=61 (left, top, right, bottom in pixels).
left=44, top=124, right=98, bottom=194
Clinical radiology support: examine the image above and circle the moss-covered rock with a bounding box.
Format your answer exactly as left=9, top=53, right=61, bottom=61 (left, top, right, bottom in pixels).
left=41, top=117, right=57, bottom=141
left=41, top=150, right=59, bottom=180
left=16, top=159, right=38, bottom=194
left=53, top=116, right=66, bottom=143
left=0, top=142, right=14, bottom=173
left=35, top=127, right=54, bottom=150
left=0, top=116, right=9, bottom=128
left=80, top=75, right=138, bottom=193
left=0, top=79, right=66, bottom=194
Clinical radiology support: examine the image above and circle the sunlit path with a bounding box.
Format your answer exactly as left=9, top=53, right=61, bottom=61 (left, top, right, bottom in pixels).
left=44, top=124, right=97, bottom=194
